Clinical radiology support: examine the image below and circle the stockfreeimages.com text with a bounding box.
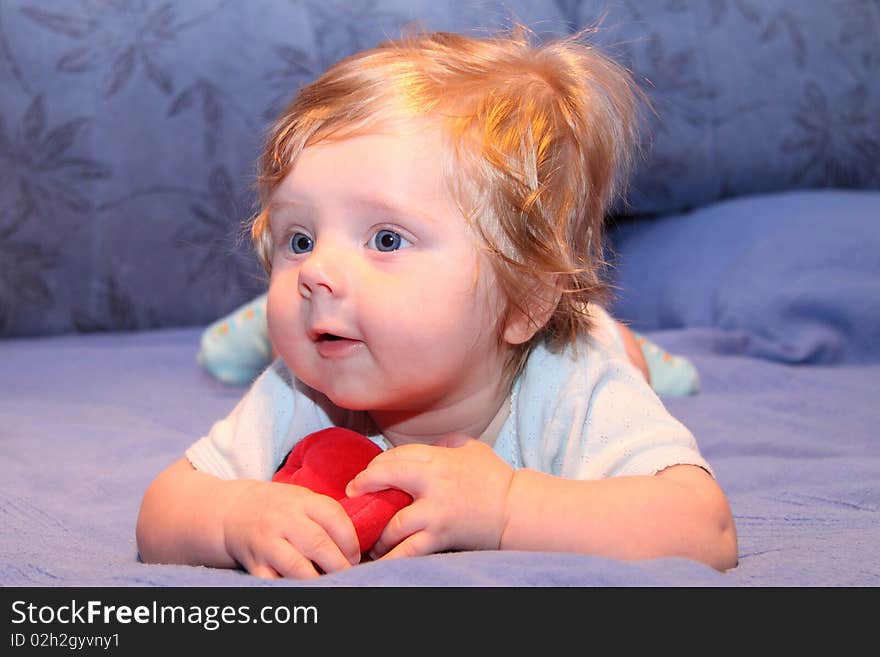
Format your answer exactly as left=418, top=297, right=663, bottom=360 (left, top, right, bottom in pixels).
left=11, top=599, right=317, bottom=632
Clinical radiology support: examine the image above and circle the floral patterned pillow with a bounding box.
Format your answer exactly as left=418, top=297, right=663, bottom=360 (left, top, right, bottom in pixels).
left=1, top=1, right=877, bottom=337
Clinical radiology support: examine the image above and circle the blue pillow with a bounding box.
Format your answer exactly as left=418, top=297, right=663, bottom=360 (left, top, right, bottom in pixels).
left=609, top=190, right=880, bottom=365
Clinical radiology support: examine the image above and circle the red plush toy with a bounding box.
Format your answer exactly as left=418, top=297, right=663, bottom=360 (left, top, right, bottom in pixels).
left=272, top=427, right=413, bottom=556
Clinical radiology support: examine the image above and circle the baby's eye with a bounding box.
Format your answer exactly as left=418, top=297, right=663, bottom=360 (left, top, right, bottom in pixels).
left=368, top=229, right=412, bottom=252
left=289, top=232, right=314, bottom=254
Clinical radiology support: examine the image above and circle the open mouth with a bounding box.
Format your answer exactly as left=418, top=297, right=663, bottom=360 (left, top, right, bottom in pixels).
left=314, top=331, right=361, bottom=358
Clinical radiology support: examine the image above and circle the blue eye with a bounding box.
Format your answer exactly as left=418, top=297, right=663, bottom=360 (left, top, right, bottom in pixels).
left=289, top=232, right=313, bottom=254
left=370, top=229, right=411, bottom=252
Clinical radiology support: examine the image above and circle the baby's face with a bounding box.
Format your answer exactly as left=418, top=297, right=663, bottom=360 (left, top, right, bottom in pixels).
left=265, top=122, right=509, bottom=413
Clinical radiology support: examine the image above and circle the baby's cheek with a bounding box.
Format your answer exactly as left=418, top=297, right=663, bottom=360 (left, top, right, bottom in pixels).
left=266, top=301, right=305, bottom=361
left=266, top=309, right=293, bottom=351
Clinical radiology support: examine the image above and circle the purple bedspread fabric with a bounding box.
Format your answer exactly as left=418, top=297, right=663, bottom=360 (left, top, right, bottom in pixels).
left=1, top=327, right=877, bottom=587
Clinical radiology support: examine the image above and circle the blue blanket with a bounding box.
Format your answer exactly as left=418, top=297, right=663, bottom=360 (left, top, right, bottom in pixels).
left=2, top=327, right=877, bottom=587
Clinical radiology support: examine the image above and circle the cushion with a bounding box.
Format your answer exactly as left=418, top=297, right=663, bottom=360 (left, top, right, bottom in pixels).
left=609, top=190, right=880, bottom=365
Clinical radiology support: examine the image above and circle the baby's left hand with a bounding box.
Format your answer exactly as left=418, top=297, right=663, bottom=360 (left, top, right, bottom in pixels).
left=344, top=434, right=514, bottom=560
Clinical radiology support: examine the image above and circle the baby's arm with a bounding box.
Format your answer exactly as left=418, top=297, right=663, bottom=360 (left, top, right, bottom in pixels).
left=501, top=462, right=738, bottom=571
left=347, top=438, right=736, bottom=571
left=136, top=456, right=361, bottom=578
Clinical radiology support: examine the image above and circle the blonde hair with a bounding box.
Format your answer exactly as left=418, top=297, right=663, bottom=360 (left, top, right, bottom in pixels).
left=251, top=26, right=641, bottom=376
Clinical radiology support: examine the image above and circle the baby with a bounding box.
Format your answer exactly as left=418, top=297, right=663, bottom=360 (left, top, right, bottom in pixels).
left=137, top=27, right=737, bottom=578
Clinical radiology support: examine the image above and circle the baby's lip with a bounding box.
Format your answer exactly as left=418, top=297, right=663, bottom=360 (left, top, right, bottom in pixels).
left=308, top=325, right=359, bottom=343
left=310, top=327, right=364, bottom=359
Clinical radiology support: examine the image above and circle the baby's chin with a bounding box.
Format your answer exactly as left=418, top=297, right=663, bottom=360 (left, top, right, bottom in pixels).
left=294, top=367, right=444, bottom=415
left=319, top=385, right=431, bottom=418
left=305, top=378, right=388, bottom=412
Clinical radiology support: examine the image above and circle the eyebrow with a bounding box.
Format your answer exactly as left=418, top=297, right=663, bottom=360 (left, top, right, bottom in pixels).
left=268, top=194, right=437, bottom=224
left=266, top=199, right=314, bottom=215
left=264, top=200, right=315, bottom=233
left=342, top=195, right=430, bottom=223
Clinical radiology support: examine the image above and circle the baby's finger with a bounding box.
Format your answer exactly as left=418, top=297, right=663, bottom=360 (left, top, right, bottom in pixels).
left=369, top=443, right=435, bottom=463
left=432, top=433, right=474, bottom=448
left=369, top=504, right=424, bottom=559
left=282, top=518, right=358, bottom=575
left=375, top=530, right=437, bottom=562
left=265, top=537, right=321, bottom=579
left=305, top=495, right=362, bottom=566
left=345, top=458, right=429, bottom=498
left=249, top=563, right=282, bottom=580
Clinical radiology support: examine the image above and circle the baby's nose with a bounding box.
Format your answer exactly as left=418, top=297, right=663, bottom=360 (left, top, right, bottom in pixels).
left=297, top=245, right=347, bottom=299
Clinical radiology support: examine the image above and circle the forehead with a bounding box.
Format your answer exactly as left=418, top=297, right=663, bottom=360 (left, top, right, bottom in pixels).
left=267, top=123, right=459, bottom=222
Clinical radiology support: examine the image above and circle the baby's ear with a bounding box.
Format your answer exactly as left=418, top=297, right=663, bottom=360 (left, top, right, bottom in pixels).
left=502, top=277, right=561, bottom=346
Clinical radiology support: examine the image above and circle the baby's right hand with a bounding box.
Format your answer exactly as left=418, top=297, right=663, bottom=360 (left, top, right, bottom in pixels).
left=222, top=480, right=361, bottom=579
